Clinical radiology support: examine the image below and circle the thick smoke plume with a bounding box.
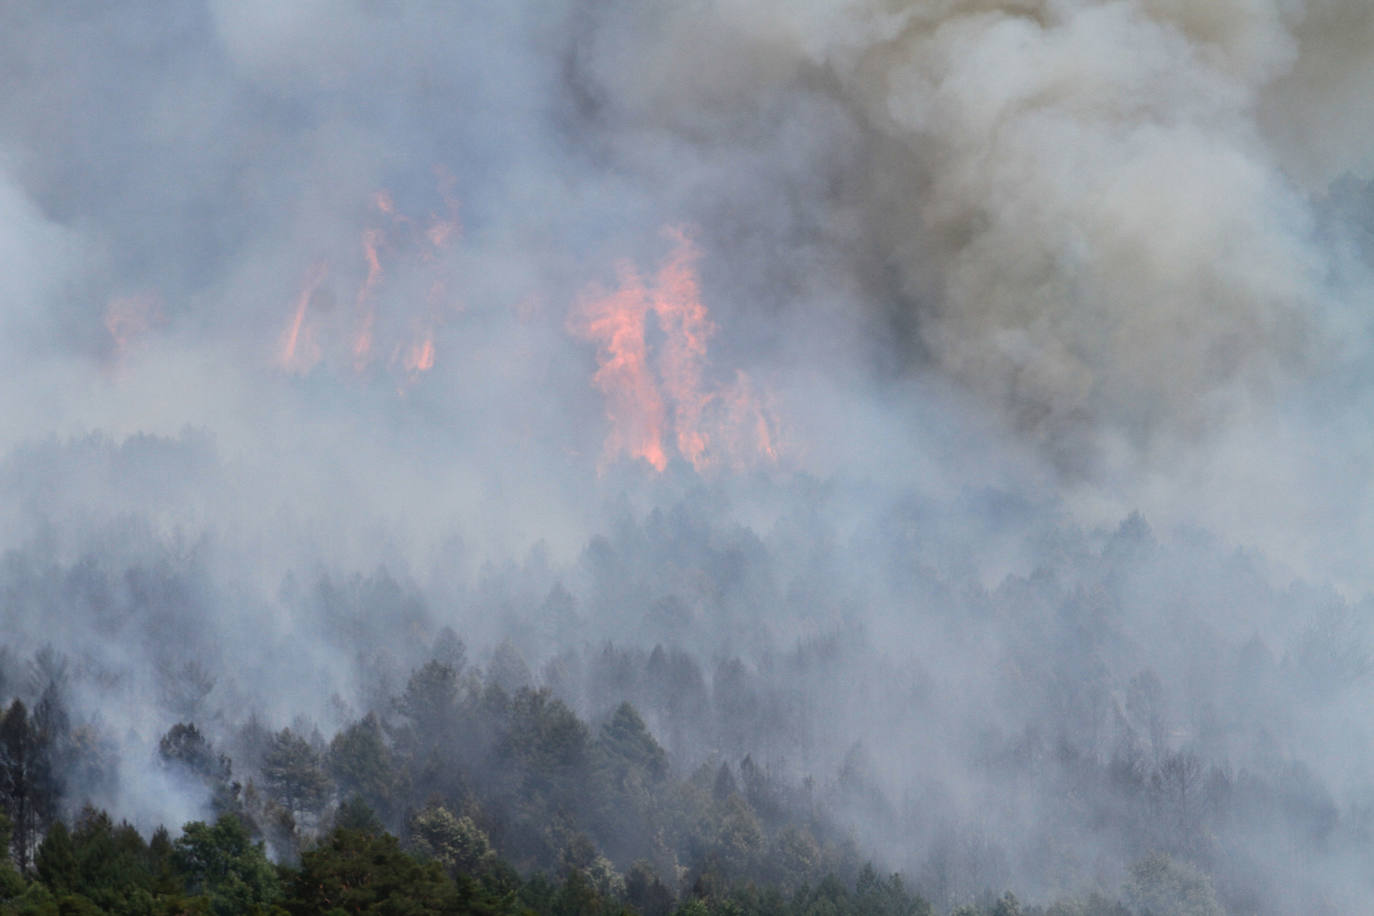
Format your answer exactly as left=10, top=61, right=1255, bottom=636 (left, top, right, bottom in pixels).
left=4, top=1, right=1374, bottom=912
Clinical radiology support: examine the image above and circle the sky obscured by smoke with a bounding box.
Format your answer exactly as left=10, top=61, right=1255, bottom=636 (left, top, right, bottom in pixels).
left=3, top=1, right=1374, bottom=574
left=5, top=0, right=1374, bottom=910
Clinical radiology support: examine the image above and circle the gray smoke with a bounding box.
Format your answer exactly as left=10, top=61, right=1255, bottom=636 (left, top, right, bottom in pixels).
left=4, top=1, right=1374, bottom=911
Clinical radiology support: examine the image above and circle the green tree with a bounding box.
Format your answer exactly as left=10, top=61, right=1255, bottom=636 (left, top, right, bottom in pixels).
left=327, top=714, right=397, bottom=826
left=624, top=861, right=674, bottom=916
left=0, top=700, right=38, bottom=871
left=33, top=822, right=76, bottom=894
left=396, top=660, right=460, bottom=745
left=598, top=703, right=667, bottom=784
left=767, top=825, right=821, bottom=894
left=502, top=689, right=589, bottom=787
left=1122, top=853, right=1223, bottom=916
left=160, top=723, right=240, bottom=819
left=173, top=814, right=282, bottom=916
left=549, top=868, right=605, bottom=916
left=260, top=729, right=330, bottom=823
left=334, top=795, right=384, bottom=835
left=285, top=827, right=504, bottom=915
left=708, top=796, right=763, bottom=885
left=853, top=864, right=932, bottom=916
left=408, top=803, right=496, bottom=878
left=159, top=724, right=230, bottom=783
left=0, top=812, right=25, bottom=902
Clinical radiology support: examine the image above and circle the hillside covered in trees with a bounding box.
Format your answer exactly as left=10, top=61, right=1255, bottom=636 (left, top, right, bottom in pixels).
left=1, top=456, right=1369, bottom=913
left=7, top=1, right=1374, bottom=913
left=1, top=645, right=1226, bottom=916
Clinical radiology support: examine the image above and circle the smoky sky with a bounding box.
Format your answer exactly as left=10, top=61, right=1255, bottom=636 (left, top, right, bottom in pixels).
left=2, top=3, right=1374, bottom=589
left=7, top=0, right=1374, bottom=902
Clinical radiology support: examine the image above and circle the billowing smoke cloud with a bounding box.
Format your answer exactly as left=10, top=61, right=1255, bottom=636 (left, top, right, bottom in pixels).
left=4, top=0, right=1374, bottom=912
left=573, top=1, right=1346, bottom=456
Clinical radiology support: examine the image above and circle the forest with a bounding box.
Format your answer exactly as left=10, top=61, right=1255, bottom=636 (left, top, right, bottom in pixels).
left=1, top=455, right=1366, bottom=914
left=0, top=646, right=1221, bottom=916
left=7, top=2, right=1374, bottom=914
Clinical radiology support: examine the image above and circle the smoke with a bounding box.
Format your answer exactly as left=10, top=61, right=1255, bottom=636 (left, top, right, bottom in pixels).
left=4, top=0, right=1374, bottom=911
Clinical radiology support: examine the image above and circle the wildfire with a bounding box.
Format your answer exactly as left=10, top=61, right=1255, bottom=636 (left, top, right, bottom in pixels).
left=426, top=219, right=457, bottom=250
left=569, top=228, right=780, bottom=473
left=652, top=228, right=714, bottom=468
left=276, top=179, right=457, bottom=384
left=279, top=262, right=327, bottom=373
left=104, top=293, right=161, bottom=367
left=403, top=334, right=436, bottom=375
left=352, top=228, right=384, bottom=369
left=568, top=265, right=667, bottom=471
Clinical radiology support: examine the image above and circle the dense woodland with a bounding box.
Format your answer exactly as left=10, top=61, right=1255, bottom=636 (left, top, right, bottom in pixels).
left=0, top=655, right=1219, bottom=916
left=6, top=0, right=1374, bottom=912
left=0, top=437, right=1369, bottom=914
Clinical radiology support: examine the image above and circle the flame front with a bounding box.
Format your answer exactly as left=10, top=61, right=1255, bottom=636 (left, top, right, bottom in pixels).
left=651, top=228, right=714, bottom=468
left=569, top=266, right=667, bottom=471
left=570, top=228, right=780, bottom=473
left=104, top=294, right=160, bottom=368
left=352, top=228, right=384, bottom=369
left=279, top=262, right=328, bottom=372
left=403, top=333, right=436, bottom=375
left=277, top=179, right=458, bottom=385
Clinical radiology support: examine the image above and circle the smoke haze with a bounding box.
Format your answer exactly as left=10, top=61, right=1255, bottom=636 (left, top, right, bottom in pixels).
left=4, top=1, right=1374, bottom=912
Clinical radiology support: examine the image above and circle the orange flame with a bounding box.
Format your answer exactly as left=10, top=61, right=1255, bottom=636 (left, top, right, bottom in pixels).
left=568, top=265, right=667, bottom=471
left=352, top=229, right=384, bottom=369
left=279, top=262, right=328, bottom=372
left=719, top=370, right=779, bottom=468
left=426, top=218, right=458, bottom=250
left=570, top=228, right=780, bottom=474
left=104, top=294, right=159, bottom=365
left=275, top=176, right=458, bottom=385
left=651, top=228, right=714, bottom=468
left=403, top=332, right=436, bottom=374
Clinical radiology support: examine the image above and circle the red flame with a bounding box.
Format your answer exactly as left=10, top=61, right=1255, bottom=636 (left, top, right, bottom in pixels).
left=352, top=228, right=384, bottom=369
left=104, top=294, right=160, bottom=367
left=278, top=177, right=459, bottom=384
left=403, top=334, right=436, bottom=374
left=718, top=370, right=779, bottom=468
left=570, top=228, right=780, bottom=473
left=650, top=228, right=714, bottom=468
left=426, top=219, right=458, bottom=250
left=569, top=265, right=667, bottom=471
left=279, top=262, right=328, bottom=372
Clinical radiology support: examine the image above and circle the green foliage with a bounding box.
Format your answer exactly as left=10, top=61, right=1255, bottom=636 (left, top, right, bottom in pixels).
left=1, top=700, right=38, bottom=871
left=1122, top=853, right=1223, bottom=916
left=502, top=688, right=590, bottom=781
left=0, top=816, right=24, bottom=902
left=260, top=729, right=329, bottom=821
left=32, top=822, right=75, bottom=894
left=625, top=861, right=675, bottom=916
left=397, top=660, right=460, bottom=741
left=26, top=807, right=210, bottom=916
left=3, top=622, right=1246, bottom=916
left=173, top=814, right=282, bottom=916
left=408, top=803, right=496, bottom=878
left=1042, top=892, right=1131, bottom=916
left=599, top=703, right=668, bottom=785
left=709, top=797, right=764, bottom=884
left=853, top=864, right=930, bottom=916
left=159, top=723, right=230, bottom=783
left=286, top=827, right=513, bottom=915
left=328, top=714, right=398, bottom=826
left=334, top=795, right=384, bottom=835
left=991, top=891, right=1021, bottom=916
left=550, top=868, right=605, bottom=916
